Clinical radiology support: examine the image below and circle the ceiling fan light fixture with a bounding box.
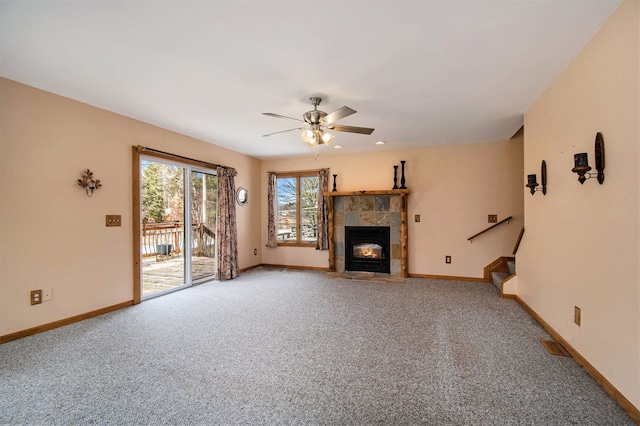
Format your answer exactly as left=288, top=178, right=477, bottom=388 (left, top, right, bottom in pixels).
left=320, top=131, right=334, bottom=145
left=265, top=96, right=374, bottom=156
left=301, top=129, right=333, bottom=146
left=301, top=129, right=315, bottom=144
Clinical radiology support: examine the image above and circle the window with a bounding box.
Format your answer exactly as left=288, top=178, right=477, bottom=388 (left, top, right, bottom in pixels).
left=276, top=171, right=319, bottom=245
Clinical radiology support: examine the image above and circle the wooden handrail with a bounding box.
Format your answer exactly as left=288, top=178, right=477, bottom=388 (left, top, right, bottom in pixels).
left=513, top=226, right=525, bottom=255
left=468, top=216, right=513, bottom=242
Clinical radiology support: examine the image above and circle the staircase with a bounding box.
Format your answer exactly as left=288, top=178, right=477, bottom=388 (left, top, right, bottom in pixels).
left=484, top=257, right=516, bottom=298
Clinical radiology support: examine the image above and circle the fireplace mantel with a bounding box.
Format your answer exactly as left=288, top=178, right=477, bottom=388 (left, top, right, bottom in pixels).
left=324, top=189, right=410, bottom=197
left=324, top=189, right=410, bottom=278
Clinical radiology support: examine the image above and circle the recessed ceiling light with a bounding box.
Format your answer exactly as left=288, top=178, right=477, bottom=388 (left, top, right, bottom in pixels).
left=375, top=141, right=386, bottom=145
left=333, top=145, right=343, bottom=149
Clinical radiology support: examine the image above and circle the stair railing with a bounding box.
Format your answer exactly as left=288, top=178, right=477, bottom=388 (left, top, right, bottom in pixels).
left=513, top=227, right=525, bottom=255
left=467, top=216, right=513, bottom=242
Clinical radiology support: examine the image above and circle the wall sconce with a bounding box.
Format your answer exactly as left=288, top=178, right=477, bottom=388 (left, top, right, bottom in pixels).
left=572, top=132, right=605, bottom=185
left=77, top=169, right=102, bottom=197
left=526, top=160, right=547, bottom=195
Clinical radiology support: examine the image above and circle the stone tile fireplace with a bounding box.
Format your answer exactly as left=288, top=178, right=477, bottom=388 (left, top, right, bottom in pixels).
left=325, top=190, right=409, bottom=278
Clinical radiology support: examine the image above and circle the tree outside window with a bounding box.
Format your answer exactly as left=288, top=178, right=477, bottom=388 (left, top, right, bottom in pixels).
left=276, top=172, right=319, bottom=245
left=141, top=161, right=183, bottom=223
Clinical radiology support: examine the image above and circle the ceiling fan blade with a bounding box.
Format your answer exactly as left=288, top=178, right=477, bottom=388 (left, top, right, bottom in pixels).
left=328, top=124, right=375, bottom=135
left=263, top=127, right=304, bottom=137
left=321, top=106, right=356, bottom=124
left=262, top=112, right=304, bottom=123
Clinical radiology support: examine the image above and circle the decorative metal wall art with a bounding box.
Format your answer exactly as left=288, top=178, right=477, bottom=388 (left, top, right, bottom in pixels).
left=77, top=169, right=102, bottom=197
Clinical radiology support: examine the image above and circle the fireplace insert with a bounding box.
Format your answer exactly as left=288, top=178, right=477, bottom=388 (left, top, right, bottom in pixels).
left=345, top=226, right=390, bottom=273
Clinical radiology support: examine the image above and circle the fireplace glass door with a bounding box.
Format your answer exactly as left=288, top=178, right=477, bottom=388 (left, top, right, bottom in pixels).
left=345, top=226, right=390, bottom=273
left=352, top=243, right=383, bottom=260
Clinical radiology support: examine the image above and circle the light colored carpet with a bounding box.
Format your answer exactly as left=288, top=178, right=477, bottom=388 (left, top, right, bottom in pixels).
left=0, top=267, right=633, bottom=425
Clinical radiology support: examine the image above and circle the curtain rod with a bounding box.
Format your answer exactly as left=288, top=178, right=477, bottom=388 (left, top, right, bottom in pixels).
left=136, top=145, right=223, bottom=169
left=267, top=169, right=326, bottom=175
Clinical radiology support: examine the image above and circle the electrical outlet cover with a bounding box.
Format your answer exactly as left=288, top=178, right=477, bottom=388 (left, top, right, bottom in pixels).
left=30, top=290, right=42, bottom=305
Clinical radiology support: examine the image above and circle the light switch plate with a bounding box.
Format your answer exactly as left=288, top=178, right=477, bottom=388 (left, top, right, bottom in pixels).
left=488, top=215, right=497, bottom=223
left=106, top=215, right=121, bottom=227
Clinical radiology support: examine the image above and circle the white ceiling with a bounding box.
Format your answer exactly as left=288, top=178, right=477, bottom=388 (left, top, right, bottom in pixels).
left=1, top=0, right=621, bottom=160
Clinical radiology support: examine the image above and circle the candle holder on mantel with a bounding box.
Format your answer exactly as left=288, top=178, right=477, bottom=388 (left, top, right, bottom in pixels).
left=332, top=174, right=338, bottom=192
left=392, top=165, right=398, bottom=189
left=399, top=160, right=407, bottom=189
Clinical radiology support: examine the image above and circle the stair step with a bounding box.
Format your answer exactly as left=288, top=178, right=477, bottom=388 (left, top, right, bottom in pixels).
left=492, top=271, right=511, bottom=290
left=507, top=260, right=516, bottom=275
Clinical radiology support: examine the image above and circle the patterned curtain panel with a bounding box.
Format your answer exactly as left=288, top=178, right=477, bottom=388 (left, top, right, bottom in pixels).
left=216, top=166, right=238, bottom=280
left=316, top=168, right=329, bottom=250
left=266, top=172, right=278, bottom=247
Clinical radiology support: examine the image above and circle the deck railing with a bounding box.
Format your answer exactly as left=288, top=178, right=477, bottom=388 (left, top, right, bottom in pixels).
left=142, top=220, right=215, bottom=260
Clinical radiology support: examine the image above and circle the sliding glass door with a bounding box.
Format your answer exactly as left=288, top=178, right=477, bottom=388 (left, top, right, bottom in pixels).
left=190, top=170, right=217, bottom=282
left=140, top=157, right=217, bottom=299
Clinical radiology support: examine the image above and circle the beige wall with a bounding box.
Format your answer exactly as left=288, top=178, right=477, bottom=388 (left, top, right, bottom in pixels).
left=0, top=78, right=262, bottom=336
left=261, top=137, right=524, bottom=278
left=520, top=0, right=639, bottom=409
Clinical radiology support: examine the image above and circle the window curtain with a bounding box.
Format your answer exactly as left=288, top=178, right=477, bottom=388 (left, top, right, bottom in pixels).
left=216, top=166, right=238, bottom=280
left=266, top=172, right=278, bottom=247
left=316, top=168, right=329, bottom=250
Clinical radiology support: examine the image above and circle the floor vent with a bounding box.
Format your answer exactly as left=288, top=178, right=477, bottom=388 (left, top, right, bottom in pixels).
left=541, top=340, right=571, bottom=357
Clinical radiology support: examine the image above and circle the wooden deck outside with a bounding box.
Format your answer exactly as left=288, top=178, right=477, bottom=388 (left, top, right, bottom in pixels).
left=141, top=221, right=216, bottom=297
left=143, top=255, right=216, bottom=296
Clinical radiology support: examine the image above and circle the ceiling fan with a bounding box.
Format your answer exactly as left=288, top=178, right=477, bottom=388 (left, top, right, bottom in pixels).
left=262, top=97, right=374, bottom=150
